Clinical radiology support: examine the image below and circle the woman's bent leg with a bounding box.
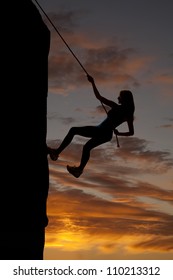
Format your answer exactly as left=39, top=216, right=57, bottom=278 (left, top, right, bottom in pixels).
left=66, top=130, right=112, bottom=178
left=79, top=136, right=111, bottom=171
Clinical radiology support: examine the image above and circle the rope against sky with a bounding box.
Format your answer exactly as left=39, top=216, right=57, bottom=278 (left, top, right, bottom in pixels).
left=34, top=0, right=120, bottom=148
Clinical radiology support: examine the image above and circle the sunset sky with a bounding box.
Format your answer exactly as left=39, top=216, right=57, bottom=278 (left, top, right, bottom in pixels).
left=34, top=0, right=173, bottom=260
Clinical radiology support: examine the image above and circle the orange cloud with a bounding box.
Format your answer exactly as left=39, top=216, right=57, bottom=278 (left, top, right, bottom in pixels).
left=153, top=74, right=173, bottom=85
left=45, top=181, right=173, bottom=258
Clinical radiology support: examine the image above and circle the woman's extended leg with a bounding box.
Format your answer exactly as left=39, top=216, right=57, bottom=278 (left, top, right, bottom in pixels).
left=48, top=126, right=97, bottom=160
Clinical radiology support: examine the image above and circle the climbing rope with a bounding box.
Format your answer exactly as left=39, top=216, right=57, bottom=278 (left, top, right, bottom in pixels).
left=34, top=0, right=120, bottom=147
left=34, top=0, right=88, bottom=75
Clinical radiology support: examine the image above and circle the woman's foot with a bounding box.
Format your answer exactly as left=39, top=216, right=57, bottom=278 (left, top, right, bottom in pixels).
left=67, top=165, right=83, bottom=178
left=47, top=147, right=59, bottom=161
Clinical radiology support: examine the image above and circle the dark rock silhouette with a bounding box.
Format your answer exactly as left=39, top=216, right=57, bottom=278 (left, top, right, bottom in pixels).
left=1, top=0, right=50, bottom=259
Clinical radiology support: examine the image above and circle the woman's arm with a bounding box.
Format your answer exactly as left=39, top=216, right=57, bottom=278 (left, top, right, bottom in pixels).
left=87, top=74, right=117, bottom=108
left=115, top=119, right=134, bottom=136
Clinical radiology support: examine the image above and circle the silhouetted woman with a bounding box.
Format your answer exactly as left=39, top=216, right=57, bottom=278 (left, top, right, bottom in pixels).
left=47, top=74, right=135, bottom=178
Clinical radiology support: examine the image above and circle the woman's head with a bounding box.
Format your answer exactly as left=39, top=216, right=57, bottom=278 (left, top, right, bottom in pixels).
left=118, top=90, right=135, bottom=116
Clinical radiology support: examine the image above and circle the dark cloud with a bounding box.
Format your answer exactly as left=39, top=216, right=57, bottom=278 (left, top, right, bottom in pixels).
left=159, top=124, right=173, bottom=129
left=45, top=10, right=143, bottom=92
left=48, top=134, right=173, bottom=177
left=153, top=73, right=173, bottom=85
left=59, top=117, right=76, bottom=125
left=44, top=10, right=83, bottom=33
left=47, top=112, right=61, bottom=120
left=159, top=118, right=173, bottom=129
left=48, top=44, right=140, bottom=91
left=113, top=137, right=173, bottom=171
left=48, top=148, right=173, bottom=210
left=84, top=46, right=139, bottom=86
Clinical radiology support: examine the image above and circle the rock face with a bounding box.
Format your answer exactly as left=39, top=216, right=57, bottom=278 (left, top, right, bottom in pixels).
left=1, top=0, right=50, bottom=259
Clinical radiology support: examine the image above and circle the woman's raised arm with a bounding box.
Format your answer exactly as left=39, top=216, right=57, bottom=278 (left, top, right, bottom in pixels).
left=87, top=74, right=117, bottom=108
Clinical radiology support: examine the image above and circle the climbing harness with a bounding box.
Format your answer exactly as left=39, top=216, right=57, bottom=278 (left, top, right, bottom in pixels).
left=34, top=0, right=120, bottom=147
